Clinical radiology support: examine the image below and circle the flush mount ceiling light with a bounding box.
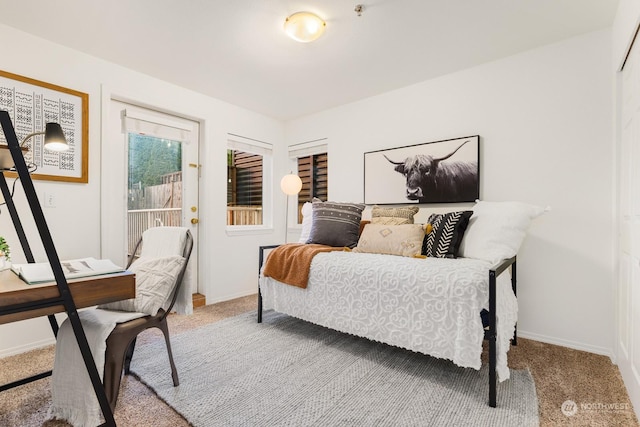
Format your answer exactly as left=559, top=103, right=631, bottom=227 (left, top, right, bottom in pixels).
left=284, top=12, right=326, bottom=43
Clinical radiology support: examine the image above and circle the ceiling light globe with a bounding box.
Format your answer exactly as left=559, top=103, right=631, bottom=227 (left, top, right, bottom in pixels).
left=284, top=12, right=326, bottom=43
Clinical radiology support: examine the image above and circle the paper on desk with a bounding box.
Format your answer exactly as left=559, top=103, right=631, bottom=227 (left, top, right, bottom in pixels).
left=11, top=257, right=124, bottom=284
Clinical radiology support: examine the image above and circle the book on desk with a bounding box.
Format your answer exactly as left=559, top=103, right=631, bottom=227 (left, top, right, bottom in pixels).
left=11, top=257, right=125, bottom=284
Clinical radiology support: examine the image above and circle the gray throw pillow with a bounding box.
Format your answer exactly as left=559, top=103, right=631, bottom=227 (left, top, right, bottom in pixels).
left=307, top=200, right=365, bottom=248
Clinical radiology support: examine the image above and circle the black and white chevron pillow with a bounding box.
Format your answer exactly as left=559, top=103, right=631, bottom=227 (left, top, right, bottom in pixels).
left=422, top=211, right=473, bottom=258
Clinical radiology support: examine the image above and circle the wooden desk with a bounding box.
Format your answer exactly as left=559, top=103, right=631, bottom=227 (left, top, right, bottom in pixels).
left=0, top=269, right=136, bottom=324
left=0, top=111, right=120, bottom=425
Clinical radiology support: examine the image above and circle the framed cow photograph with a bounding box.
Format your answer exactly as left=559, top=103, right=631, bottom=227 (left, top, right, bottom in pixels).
left=364, top=135, right=480, bottom=204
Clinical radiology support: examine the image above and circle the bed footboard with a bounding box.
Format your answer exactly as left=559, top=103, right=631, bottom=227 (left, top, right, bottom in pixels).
left=488, top=255, right=517, bottom=407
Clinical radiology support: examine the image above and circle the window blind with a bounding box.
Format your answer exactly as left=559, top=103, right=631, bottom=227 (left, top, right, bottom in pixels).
left=228, top=135, right=272, bottom=156
left=121, top=108, right=193, bottom=142
left=288, top=138, right=327, bottom=158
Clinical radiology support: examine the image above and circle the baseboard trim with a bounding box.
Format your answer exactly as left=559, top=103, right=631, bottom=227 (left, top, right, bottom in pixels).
left=206, top=290, right=257, bottom=306
left=518, top=329, right=613, bottom=360
left=0, top=337, right=55, bottom=359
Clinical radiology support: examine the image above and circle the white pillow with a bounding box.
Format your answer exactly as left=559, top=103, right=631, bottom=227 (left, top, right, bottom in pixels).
left=99, top=255, right=185, bottom=316
left=459, top=201, right=546, bottom=264
left=298, top=201, right=313, bottom=243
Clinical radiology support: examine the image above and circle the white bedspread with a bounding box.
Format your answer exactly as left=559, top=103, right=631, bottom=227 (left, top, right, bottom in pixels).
left=260, top=251, right=517, bottom=382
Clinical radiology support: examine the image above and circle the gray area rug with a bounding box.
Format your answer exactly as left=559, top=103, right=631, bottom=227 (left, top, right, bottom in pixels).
left=130, top=310, right=539, bottom=426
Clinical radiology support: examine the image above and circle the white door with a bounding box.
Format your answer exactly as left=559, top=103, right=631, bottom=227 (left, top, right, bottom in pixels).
left=617, top=30, right=640, bottom=411
left=103, top=100, right=200, bottom=295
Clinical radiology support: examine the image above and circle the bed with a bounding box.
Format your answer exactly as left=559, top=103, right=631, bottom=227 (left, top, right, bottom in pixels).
left=257, top=200, right=545, bottom=407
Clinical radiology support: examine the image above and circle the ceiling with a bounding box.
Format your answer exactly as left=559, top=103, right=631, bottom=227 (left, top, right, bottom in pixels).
left=0, top=0, right=619, bottom=121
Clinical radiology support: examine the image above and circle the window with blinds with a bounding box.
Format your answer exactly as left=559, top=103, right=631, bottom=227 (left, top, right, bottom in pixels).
left=227, top=150, right=263, bottom=225
left=297, top=152, right=328, bottom=223
left=227, top=136, right=272, bottom=226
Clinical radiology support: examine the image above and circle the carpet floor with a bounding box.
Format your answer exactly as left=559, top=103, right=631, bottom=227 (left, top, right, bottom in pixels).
left=0, top=294, right=637, bottom=426
left=129, top=310, right=538, bottom=426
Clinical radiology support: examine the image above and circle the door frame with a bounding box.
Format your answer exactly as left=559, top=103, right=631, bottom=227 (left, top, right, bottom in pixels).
left=100, top=87, right=202, bottom=294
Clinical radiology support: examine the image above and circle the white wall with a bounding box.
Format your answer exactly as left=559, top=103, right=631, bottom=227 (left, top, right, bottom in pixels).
left=0, top=24, right=285, bottom=356
left=0, top=24, right=616, bottom=359
left=286, top=29, right=614, bottom=355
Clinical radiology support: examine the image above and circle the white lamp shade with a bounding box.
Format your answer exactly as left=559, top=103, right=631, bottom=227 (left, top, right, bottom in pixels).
left=284, top=12, right=326, bottom=43
left=280, top=174, right=303, bottom=195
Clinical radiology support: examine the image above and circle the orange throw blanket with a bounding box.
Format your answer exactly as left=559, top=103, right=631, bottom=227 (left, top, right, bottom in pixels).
left=263, top=243, right=343, bottom=289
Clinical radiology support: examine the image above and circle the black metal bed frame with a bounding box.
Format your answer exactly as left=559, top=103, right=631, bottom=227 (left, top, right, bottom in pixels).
left=0, top=111, right=116, bottom=426
left=256, top=244, right=517, bottom=408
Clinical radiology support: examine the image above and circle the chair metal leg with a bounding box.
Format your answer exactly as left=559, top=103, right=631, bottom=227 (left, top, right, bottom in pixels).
left=158, top=318, right=179, bottom=386
left=104, top=335, right=136, bottom=411
left=123, top=337, right=137, bottom=375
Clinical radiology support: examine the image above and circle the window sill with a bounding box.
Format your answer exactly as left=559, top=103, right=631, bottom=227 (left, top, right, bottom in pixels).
left=225, top=225, right=274, bottom=237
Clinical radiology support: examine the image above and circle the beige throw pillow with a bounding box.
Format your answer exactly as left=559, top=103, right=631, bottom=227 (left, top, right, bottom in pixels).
left=371, top=205, right=419, bottom=225
left=353, top=224, right=425, bottom=257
